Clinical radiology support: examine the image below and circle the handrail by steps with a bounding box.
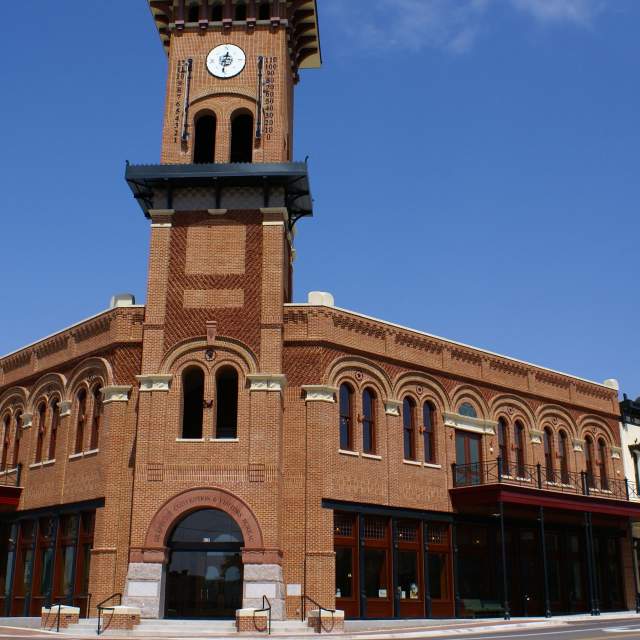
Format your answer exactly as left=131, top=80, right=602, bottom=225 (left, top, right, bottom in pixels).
left=253, top=595, right=272, bottom=634
left=301, top=594, right=336, bottom=633
left=96, top=592, right=122, bottom=635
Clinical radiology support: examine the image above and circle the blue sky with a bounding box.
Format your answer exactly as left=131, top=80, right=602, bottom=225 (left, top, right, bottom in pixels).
left=1, top=0, right=639, bottom=396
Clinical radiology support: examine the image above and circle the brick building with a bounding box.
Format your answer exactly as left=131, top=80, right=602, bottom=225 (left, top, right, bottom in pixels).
left=0, top=0, right=638, bottom=624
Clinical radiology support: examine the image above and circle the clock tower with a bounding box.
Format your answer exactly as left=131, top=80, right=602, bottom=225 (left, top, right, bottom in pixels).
left=122, top=0, right=320, bottom=620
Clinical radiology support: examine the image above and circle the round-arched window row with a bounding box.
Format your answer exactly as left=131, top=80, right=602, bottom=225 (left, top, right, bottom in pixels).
left=181, top=366, right=239, bottom=440
left=403, top=396, right=438, bottom=464
left=72, top=383, right=103, bottom=456
left=193, top=110, right=254, bottom=165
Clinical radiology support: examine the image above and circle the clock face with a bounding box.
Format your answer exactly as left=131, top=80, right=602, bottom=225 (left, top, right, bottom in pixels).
left=206, top=44, right=246, bottom=79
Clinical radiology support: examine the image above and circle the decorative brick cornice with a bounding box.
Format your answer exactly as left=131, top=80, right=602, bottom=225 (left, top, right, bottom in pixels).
left=137, top=375, right=173, bottom=392
left=102, top=385, right=132, bottom=404
left=302, top=385, right=337, bottom=403
left=247, top=374, right=287, bottom=393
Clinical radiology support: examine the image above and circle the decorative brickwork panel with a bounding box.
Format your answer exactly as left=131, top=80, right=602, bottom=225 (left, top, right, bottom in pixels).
left=185, top=225, right=246, bottom=275
left=183, top=289, right=245, bottom=308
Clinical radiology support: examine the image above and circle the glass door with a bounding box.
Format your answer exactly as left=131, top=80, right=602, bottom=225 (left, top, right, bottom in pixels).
left=455, top=432, right=482, bottom=485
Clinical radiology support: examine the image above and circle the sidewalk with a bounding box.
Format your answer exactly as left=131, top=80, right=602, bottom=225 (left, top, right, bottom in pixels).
left=1, top=610, right=638, bottom=640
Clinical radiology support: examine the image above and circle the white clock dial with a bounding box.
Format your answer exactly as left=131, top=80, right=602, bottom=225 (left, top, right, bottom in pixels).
left=206, top=44, right=246, bottom=79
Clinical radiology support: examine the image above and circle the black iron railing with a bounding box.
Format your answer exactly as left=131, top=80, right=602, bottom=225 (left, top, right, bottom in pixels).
left=96, top=593, right=122, bottom=635
left=452, top=458, right=640, bottom=502
left=301, top=595, right=336, bottom=634
left=41, top=602, right=65, bottom=633
left=253, top=595, right=272, bottom=634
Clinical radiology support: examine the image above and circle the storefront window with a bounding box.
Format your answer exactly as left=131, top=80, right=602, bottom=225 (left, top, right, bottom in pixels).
left=364, top=549, right=388, bottom=599
left=40, top=548, right=54, bottom=595
left=335, top=548, right=353, bottom=598
left=398, top=551, right=419, bottom=600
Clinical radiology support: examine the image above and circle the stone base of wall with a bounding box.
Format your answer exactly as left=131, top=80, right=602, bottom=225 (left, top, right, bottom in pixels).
left=242, top=563, right=285, bottom=620
left=41, top=605, right=79, bottom=630
left=123, top=562, right=165, bottom=618
left=307, top=609, right=344, bottom=634
left=236, top=608, right=269, bottom=633
left=99, top=606, right=142, bottom=631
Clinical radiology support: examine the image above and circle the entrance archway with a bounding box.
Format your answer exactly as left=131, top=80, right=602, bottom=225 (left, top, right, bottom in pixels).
left=165, top=509, right=243, bottom=619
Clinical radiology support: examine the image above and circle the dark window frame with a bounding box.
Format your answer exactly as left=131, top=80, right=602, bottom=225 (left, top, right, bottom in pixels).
left=403, top=397, right=416, bottom=461
left=339, top=383, right=354, bottom=451
left=362, top=388, right=376, bottom=455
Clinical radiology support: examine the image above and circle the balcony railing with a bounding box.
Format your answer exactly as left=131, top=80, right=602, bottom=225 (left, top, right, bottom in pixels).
left=451, top=458, right=639, bottom=502
left=0, top=464, right=22, bottom=488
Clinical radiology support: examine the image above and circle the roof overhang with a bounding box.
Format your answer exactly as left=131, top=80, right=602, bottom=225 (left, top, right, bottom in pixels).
left=450, top=483, right=640, bottom=519
left=125, top=161, right=314, bottom=228
left=148, top=1, right=322, bottom=69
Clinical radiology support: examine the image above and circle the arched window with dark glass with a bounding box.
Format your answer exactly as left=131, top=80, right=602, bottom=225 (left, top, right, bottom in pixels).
left=12, top=411, right=22, bottom=468
left=362, top=388, right=376, bottom=455
left=585, top=436, right=595, bottom=488
left=187, top=0, right=200, bottom=22
left=230, top=111, right=254, bottom=163
left=543, top=427, right=555, bottom=483
left=90, top=385, right=102, bottom=450
left=558, top=430, right=569, bottom=484
left=74, top=390, right=87, bottom=454
left=339, top=383, right=353, bottom=451
left=193, top=112, right=217, bottom=164
left=182, top=367, right=205, bottom=439
left=35, top=402, right=47, bottom=464
left=258, top=1, right=271, bottom=20
left=597, top=438, right=608, bottom=490
left=458, top=402, right=477, bottom=419
left=1, top=414, right=10, bottom=471
left=514, top=420, right=525, bottom=477
left=49, top=399, right=59, bottom=461
left=210, top=0, right=223, bottom=21
left=423, top=402, right=435, bottom=464
left=234, top=0, right=247, bottom=20
left=497, top=417, right=509, bottom=475
left=403, top=397, right=416, bottom=461
left=216, top=367, right=238, bottom=439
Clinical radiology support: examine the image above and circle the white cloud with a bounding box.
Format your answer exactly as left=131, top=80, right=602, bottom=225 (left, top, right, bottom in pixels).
left=510, top=0, right=604, bottom=26
left=328, top=0, right=605, bottom=55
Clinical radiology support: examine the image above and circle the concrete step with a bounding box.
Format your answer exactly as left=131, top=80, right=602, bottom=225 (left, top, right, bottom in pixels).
left=65, top=617, right=314, bottom=636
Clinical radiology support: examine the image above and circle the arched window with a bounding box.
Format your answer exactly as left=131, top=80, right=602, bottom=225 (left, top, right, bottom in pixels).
left=403, top=397, right=416, bottom=461
left=12, top=411, right=22, bottom=468
left=339, top=383, right=354, bottom=451
left=558, top=430, right=569, bottom=484
left=216, top=367, right=238, bottom=439
left=543, top=427, right=555, bottom=482
left=90, top=385, right=102, bottom=450
left=497, top=417, right=510, bottom=475
left=235, top=0, right=247, bottom=20
left=75, top=390, right=87, bottom=454
left=210, top=1, right=223, bottom=21
left=514, top=420, right=525, bottom=477
left=35, top=402, right=47, bottom=464
left=585, top=436, right=595, bottom=489
left=1, top=415, right=10, bottom=471
left=258, top=1, right=271, bottom=20
left=48, top=399, right=59, bottom=461
left=362, top=388, right=376, bottom=454
left=187, top=0, right=200, bottom=22
left=230, top=112, right=254, bottom=163
left=182, top=367, right=205, bottom=439
left=193, top=113, right=217, bottom=164
left=458, top=402, right=477, bottom=418
left=597, top=438, right=608, bottom=490
left=423, top=402, right=435, bottom=464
